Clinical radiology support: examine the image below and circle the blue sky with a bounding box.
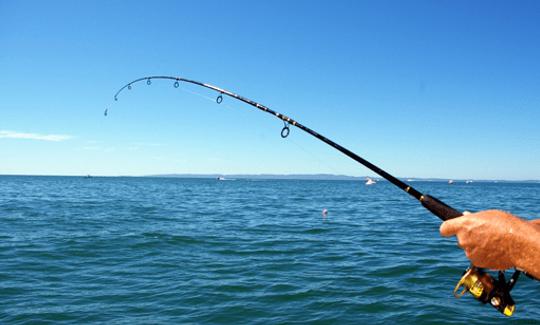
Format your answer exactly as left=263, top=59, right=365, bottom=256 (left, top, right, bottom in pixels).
left=1, top=0, right=539, bottom=179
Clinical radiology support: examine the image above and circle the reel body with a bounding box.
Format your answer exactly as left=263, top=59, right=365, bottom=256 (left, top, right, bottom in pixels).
left=454, top=267, right=518, bottom=316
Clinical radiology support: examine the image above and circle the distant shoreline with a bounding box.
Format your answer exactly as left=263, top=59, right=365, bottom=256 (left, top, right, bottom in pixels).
left=0, top=174, right=538, bottom=183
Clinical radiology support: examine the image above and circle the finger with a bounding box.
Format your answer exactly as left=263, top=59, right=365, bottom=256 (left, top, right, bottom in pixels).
left=464, top=248, right=473, bottom=260
left=440, top=217, right=466, bottom=237
left=457, top=235, right=469, bottom=248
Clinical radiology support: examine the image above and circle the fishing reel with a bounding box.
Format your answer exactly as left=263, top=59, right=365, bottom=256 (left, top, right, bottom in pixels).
left=453, top=266, right=520, bottom=316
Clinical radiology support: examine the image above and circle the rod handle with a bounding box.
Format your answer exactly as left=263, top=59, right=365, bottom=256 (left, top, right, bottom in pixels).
left=420, top=194, right=463, bottom=221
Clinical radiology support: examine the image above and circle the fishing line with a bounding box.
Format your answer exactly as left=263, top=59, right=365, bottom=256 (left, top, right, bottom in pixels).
left=287, top=136, right=345, bottom=176
left=176, top=82, right=254, bottom=115
left=178, top=86, right=216, bottom=104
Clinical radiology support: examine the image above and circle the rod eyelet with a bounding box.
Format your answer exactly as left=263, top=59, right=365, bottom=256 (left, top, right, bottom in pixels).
left=281, top=125, right=290, bottom=138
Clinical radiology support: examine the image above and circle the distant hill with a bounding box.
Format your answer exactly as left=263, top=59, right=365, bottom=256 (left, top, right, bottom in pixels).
left=144, top=174, right=540, bottom=183
left=145, top=173, right=367, bottom=181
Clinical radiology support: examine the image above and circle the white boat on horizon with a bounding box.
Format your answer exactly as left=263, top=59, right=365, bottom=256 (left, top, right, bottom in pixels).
left=365, top=177, right=376, bottom=186
left=217, top=176, right=235, bottom=181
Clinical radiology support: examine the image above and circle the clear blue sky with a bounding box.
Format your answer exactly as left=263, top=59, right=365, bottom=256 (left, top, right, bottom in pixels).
left=1, top=0, right=539, bottom=180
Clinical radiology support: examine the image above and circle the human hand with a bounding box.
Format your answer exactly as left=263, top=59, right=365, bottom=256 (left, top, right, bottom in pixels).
left=439, top=210, right=526, bottom=270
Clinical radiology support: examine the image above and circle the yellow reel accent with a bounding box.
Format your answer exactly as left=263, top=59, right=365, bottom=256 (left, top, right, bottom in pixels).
left=503, top=304, right=515, bottom=317
left=454, top=268, right=484, bottom=298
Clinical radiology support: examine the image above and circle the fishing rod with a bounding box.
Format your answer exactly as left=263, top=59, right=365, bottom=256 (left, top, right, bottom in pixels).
left=109, top=75, right=522, bottom=316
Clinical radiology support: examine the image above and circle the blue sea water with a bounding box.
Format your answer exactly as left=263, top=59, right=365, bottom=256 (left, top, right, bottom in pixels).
left=0, top=176, right=539, bottom=324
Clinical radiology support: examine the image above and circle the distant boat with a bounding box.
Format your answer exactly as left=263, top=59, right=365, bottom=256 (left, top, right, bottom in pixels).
left=216, top=176, right=236, bottom=181
left=448, top=179, right=454, bottom=185
left=365, top=177, right=376, bottom=186
left=465, top=180, right=473, bottom=184
left=85, top=174, right=92, bottom=178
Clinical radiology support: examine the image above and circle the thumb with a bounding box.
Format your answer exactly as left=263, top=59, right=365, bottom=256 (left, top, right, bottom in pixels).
left=440, top=216, right=466, bottom=237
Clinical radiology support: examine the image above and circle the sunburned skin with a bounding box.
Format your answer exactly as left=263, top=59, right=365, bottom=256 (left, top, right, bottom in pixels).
left=440, top=210, right=540, bottom=279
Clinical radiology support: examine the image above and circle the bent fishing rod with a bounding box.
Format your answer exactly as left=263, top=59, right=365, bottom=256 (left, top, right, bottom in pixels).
left=109, top=75, right=522, bottom=316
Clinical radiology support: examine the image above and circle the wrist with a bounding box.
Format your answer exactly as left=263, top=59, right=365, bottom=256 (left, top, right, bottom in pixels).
left=510, top=219, right=538, bottom=271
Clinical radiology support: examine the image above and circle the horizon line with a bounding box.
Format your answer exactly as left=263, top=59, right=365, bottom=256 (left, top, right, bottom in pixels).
left=0, top=173, right=538, bottom=182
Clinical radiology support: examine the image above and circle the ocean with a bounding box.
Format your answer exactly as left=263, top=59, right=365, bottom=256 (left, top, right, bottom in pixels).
left=1, top=176, right=539, bottom=324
